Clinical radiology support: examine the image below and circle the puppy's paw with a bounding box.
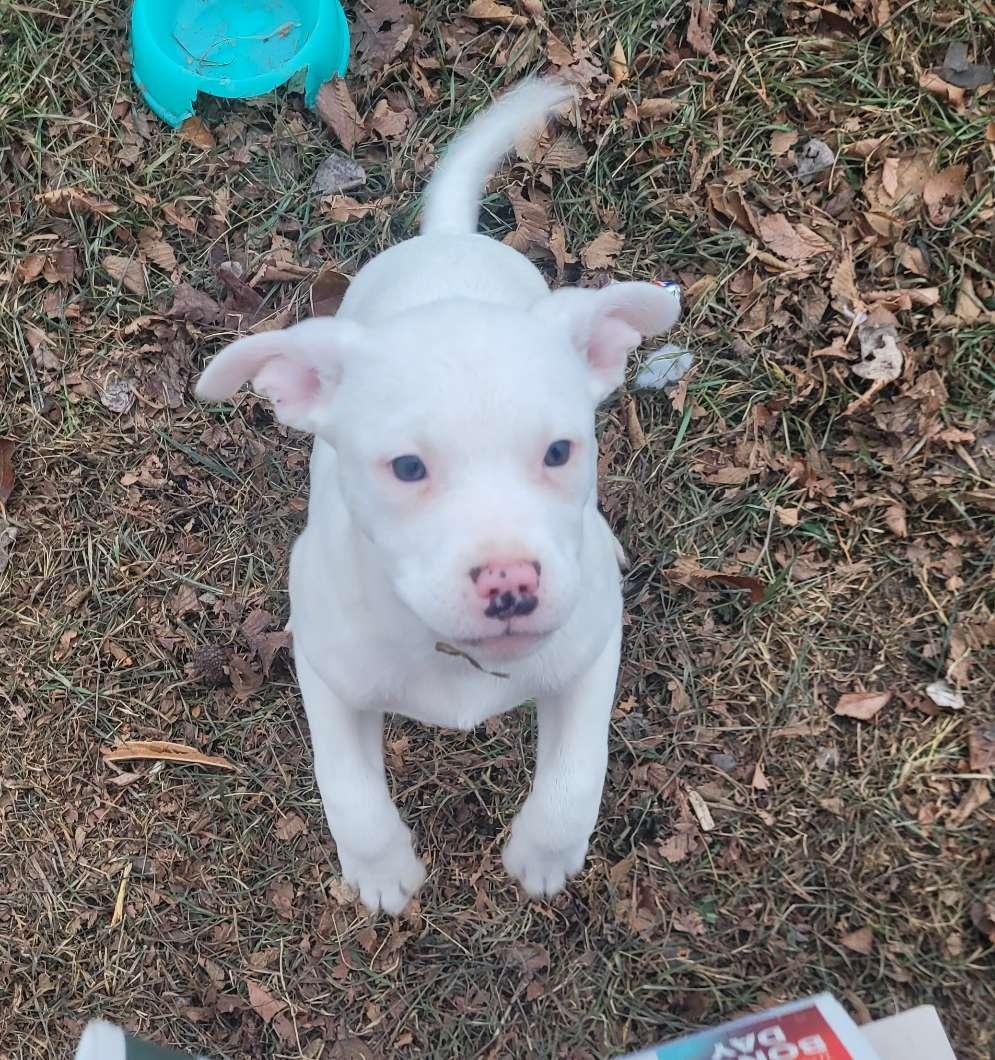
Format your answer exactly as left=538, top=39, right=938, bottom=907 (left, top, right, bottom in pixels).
left=502, top=827, right=588, bottom=899
left=338, top=832, right=425, bottom=916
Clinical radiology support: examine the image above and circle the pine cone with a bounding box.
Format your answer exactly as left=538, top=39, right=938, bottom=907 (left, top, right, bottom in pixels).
left=188, top=644, right=228, bottom=686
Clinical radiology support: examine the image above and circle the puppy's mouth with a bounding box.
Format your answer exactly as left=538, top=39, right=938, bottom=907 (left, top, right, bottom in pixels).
left=456, top=623, right=549, bottom=658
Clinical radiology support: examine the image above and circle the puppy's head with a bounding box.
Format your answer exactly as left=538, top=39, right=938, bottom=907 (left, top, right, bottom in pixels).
left=197, top=282, right=680, bottom=658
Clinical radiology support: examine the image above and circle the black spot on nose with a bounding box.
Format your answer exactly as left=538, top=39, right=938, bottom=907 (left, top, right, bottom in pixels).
left=514, top=594, right=538, bottom=617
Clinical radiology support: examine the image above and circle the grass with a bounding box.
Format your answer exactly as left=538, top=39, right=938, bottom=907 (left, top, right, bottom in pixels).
left=1, top=0, right=994, bottom=1057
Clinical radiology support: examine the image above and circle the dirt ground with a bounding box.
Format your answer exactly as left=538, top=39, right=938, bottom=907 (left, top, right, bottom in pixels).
left=2, top=0, right=994, bottom=1057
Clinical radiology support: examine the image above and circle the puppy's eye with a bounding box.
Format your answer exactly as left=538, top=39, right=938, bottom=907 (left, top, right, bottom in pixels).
left=543, top=440, right=572, bottom=467
left=391, top=454, right=427, bottom=482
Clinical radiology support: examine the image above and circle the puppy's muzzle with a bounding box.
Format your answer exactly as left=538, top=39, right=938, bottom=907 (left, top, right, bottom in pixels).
left=470, top=560, right=541, bottom=620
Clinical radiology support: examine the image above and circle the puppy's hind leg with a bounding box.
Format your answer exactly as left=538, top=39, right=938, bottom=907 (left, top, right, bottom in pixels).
left=296, top=651, right=425, bottom=915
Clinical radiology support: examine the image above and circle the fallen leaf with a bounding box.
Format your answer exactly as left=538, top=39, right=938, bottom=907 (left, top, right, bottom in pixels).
left=954, top=274, right=985, bottom=324
left=581, top=230, right=624, bottom=269
left=796, top=138, right=835, bottom=182
left=771, top=129, right=798, bottom=156
left=138, top=227, right=177, bottom=271
left=609, top=39, right=628, bottom=85
left=465, top=0, right=526, bottom=25
left=247, top=981, right=288, bottom=1024
left=853, top=322, right=902, bottom=383
left=38, top=187, right=117, bottom=216
left=925, top=679, right=965, bottom=710
left=624, top=396, right=645, bottom=450
left=707, top=573, right=766, bottom=603
left=16, top=254, right=46, bottom=283
left=0, top=439, right=15, bottom=506
left=686, top=0, right=717, bottom=59
left=751, top=762, right=770, bottom=791
left=45, top=246, right=77, bottom=285
left=923, top=164, right=967, bottom=225
left=179, top=117, right=216, bottom=150
left=949, top=779, right=991, bottom=827
left=102, top=254, right=146, bottom=295
left=369, top=99, right=412, bottom=139
left=351, top=0, right=414, bottom=74
left=835, top=691, right=891, bottom=721
left=311, top=153, right=366, bottom=197
left=532, top=130, right=588, bottom=170
left=841, top=926, right=875, bottom=954
left=919, top=69, right=965, bottom=107
left=268, top=879, right=295, bottom=919
left=687, top=789, right=715, bottom=832
left=310, top=265, right=350, bottom=316
left=883, top=503, right=907, bottom=538
left=672, top=907, right=707, bottom=935
left=169, top=282, right=222, bottom=323
left=322, top=195, right=378, bottom=222
left=936, top=41, right=994, bottom=89
left=968, top=723, right=995, bottom=774
left=657, top=830, right=697, bottom=864
left=970, top=901, right=995, bottom=945
left=274, top=813, right=306, bottom=841
left=637, top=98, right=682, bottom=122
left=316, top=79, right=363, bottom=152
left=102, top=740, right=236, bottom=770
left=758, top=214, right=832, bottom=260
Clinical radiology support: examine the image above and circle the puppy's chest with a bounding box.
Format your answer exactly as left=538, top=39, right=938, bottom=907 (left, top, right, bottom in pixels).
left=375, top=657, right=531, bottom=730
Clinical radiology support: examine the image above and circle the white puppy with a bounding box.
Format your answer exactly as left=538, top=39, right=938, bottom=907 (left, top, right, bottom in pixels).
left=196, top=80, right=681, bottom=914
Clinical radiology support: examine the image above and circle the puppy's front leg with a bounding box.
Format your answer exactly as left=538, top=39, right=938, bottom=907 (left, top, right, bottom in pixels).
left=502, top=628, right=621, bottom=897
left=296, top=651, right=425, bottom=914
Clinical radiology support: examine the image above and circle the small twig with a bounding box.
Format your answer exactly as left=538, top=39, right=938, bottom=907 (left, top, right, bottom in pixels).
left=435, top=642, right=509, bottom=679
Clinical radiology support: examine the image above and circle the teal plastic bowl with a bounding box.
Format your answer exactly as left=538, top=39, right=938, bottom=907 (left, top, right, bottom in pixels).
left=132, top=0, right=349, bottom=127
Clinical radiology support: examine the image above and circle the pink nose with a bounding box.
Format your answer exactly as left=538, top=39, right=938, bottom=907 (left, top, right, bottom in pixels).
left=470, top=560, right=541, bottom=620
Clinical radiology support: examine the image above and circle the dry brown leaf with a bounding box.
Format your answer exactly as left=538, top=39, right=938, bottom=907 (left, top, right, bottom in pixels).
left=0, top=439, right=15, bottom=506
left=310, top=265, right=350, bottom=316
left=949, top=779, right=991, bottom=827
left=179, top=117, right=216, bottom=150
left=637, top=98, right=682, bottom=122
left=274, top=813, right=306, bottom=841
left=968, top=723, right=995, bottom=774
left=351, top=0, right=414, bottom=73
left=465, top=0, right=526, bottom=24
left=321, top=195, right=378, bottom=222
left=835, top=691, right=891, bottom=721
left=581, top=230, right=624, bottom=269
left=954, top=275, right=984, bottom=324
left=369, top=99, right=412, bottom=139
left=102, top=254, right=146, bottom=296
left=102, top=740, right=236, bottom=771
left=841, top=926, right=875, bottom=954
left=609, top=39, right=628, bottom=85
left=316, top=79, right=363, bottom=152
left=830, top=249, right=860, bottom=309
left=624, top=396, right=645, bottom=450
left=751, top=761, right=769, bottom=790
left=170, top=282, right=222, bottom=324
left=919, top=69, right=965, bottom=107
left=883, top=503, right=907, bottom=538
left=532, top=130, right=588, bottom=170
left=758, top=214, right=832, bottom=260
left=923, top=163, right=967, bottom=225
left=247, top=981, right=288, bottom=1024
left=16, top=254, right=46, bottom=283
left=138, top=227, right=177, bottom=271
left=687, top=0, right=717, bottom=59
left=100, top=378, right=135, bottom=414
left=771, top=129, right=798, bottom=157
left=38, top=186, right=117, bottom=216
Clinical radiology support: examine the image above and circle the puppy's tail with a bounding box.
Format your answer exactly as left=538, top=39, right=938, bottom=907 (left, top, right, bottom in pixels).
left=421, top=78, right=574, bottom=237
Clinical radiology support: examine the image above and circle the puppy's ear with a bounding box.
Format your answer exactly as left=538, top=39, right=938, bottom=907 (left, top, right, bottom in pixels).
left=195, top=318, right=366, bottom=434
left=535, top=281, right=681, bottom=401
